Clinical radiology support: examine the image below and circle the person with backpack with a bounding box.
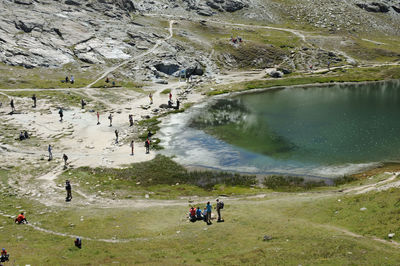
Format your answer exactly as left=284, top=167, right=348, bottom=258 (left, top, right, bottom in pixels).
left=216, top=199, right=224, bottom=222
left=145, top=138, right=150, bottom=154
left=10, top=98, right=15, bottom=112
left=81, top=99, right=86, bottom=109
left=74, top=237, right=81, bottom=249
left=32, top=94, right=37, bottom=108
left=65, top=180, right=72, bottom=201
left=58, top=108, right=63, bottom=122
left=63, top=154, right=69, bottom=168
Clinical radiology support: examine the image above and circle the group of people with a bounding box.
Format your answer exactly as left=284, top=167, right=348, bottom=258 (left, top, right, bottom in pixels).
left=63, top=75, right=75, bottom=84
left=18, top=130, right=29, bottom=141
left=189, top=199, right=224, bottom=225
left=230, top=35, right=243, bottom=45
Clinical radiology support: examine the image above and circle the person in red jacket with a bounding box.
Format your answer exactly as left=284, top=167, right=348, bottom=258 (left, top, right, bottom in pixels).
left=189, top=207, right=196, bottom=222
left=15, top=212, right=27, bottom=224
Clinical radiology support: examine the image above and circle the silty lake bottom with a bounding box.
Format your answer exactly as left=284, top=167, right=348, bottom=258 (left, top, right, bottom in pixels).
left=159, top=80, right=400, bottom=178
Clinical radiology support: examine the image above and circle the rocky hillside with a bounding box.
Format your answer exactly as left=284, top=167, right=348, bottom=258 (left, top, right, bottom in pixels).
left=0, top=0, right=399, bottom=81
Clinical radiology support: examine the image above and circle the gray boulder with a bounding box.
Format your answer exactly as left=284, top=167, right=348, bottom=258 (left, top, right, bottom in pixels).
left=269, top=70, right=283, bottom=78
left=356, top=2, right=390, bottom=13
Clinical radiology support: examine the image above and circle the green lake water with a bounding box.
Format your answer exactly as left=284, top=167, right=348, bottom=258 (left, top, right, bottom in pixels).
left=159, top=80, right=400, bottom=178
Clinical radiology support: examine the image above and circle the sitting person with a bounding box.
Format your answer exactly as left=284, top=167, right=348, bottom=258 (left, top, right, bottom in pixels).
left=196, top=206, right=203, bottom=220
left=24, top=130, right=29, bottom=139
left=19, top=131, right=25, bottom=141
left=15, top=212, right=27, bottom=224
left=0, top=248, right=9, bottom=262
left=202, top=207, right=208, bottom=222
left=74, top=237, right=82, bottom=249
left=189, top=207, right=196, bottom=222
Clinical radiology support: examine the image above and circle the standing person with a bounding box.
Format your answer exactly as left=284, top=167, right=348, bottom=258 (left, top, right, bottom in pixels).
left=70, top=75, right=74, bottom=84
left=130, top=140, right=134, bottom=155
left=96, top=111, right=100, bottom=125
left=115, top=129, right=119, bottom=144
left=149, top=92, right=153, bottom=105
left=105, top=77, right=109, bottom=83
left=58, top=108, right=63, bottom=122
left=169, top=92, right=172, bottom=101
left=65, top=76, right=69, bottom=83
left=206, top=201, right=212, bottom=225
left=81, top=99, right=86, bottom=109
left=10, top=98, right=15, bottom=112
left=108, top=113, right=112, bottom=127
left=63, top=154, right=68, bottom=168
left=145, top=138, right=150, bottom=154
left=32, top=94, right=37, bottom=108
left=65, top=180, right=72, bottom=201
left=48, top=144, right=53, bottom=161
left=216, top=199, right=224, bottom=222
left=129, top=114, right=133, bottom=127
left=327, top=61, right=331, bottom=70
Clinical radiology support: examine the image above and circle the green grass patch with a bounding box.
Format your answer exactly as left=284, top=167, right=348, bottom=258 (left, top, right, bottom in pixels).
left=160, top=88, right=171, bottom=94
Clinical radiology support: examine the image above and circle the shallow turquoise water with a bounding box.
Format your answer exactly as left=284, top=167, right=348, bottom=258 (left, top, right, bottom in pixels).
left=159, top=80, right=400, bottom=177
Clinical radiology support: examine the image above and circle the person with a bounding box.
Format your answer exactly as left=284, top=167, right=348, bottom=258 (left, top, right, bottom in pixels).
left=70, top=75, right=74, bottom=84
left=32, top=94, right=37, bottom=108
left=130, top=140, right=134, bottom=155
left=19, top=131, right=25, bottom=141
left=59, top=108, right=63, bottom=122
left=81, top=99, right=86, bottom=109
left=189, top=207, right=196, bottom=222
left=327, top=61, right=331, bottom=70
left=309, top=64, right=313, bottom=72
left=206, top=201, right=212, bottom=225
left=168, top=99, right=172, bottom=108
left=24, top=130, right=29, bottom=139
left=65, top=180, right=72, bottom=201
left=115, top=129, right=119, bottom=144
left=145, top=138, right=150, bottom=154
left=169, top=92, right=172, bottom=101
left=112, top=81, right=115, bottom=86
left=10, top=98, right=15, bottom=112
left=15, top=212, right=27, bottom=224
left=129, top=114, right=133, bottom=127
left=202, top=207, right=208, bottom=223
left=176, top=99, right=180, bottom=110
left=179, top=69, right=186, bottom=82
left=63, top=153, right=68, bottom=167
left=149, top=92, right=153, bottom=104
left=97, top=111, right=100, bottom=125
left=216, top=199, right=224, bottom=222
left=48, top=144, right=53, bottom=161
left=108, top=113, right=112, bottom=127
left=65, top=76, right=69, bottom=83
left=196, top=207, right=202, bottom=220
left=105, top=77, right=109, bottom=83
left=74, top=237, right=82, bottom=249
left=0, top=248, right=9, bottom=262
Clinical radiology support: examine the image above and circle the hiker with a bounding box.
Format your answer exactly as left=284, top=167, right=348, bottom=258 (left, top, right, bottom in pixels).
left=65, top=76, right=69, bottom=83
left=196, top=207, right=203, bottom=220
left=145, top=138, right=150, bottom=154
left=149, top=92, right=153, bottom=104
left=112, top=81, right=115, bottom=86
left=130, top=140, right=134, bottom=155
left=238, top=36, right=242, bottom=43
left=216, top=199, right=224, bottom=222
left=327, top=61, right=331, bottom=70
left=189, top=207, right=196, bottom=222
left=115, top=129, right=119, bottom=144
left=202, top=207, right=208, bottom=223
left=63, top=153, right=69, bottom=167
left=24, top=130, right=29, bottom=139
left=1, top=248, right=9, bottom=262
left=97, top=111, right=100, bottom=125
left=32, top=94, right=37, bottom=108
left=19, top=131, right=25, bottom=141
left=168, top=99, right=173, bottom=108
left=70, top=75, right=74, bottom=84
left=65, top=180, right=72, bottom=201
left=206, top=201, right=212, bottom=224
left=108, top=113, right=112, bottom=127
left=59, top=108, right=63, bottom=122
left=309, top=65, right=313, bottom=72
left=48, top=144, right=53, bottom=161
left=81, top=99, right=86, bottom=109
left=105, top=77, right=109, bottom=83
left=129, top=114, right=133, bottom=127
left=15, top=212, right=27, bottom=224
left=10, top=99, right=15, bottom=112
left=74, top=237, right=82, bottom=249
left=176, top=99, right=180, bottom=110
left=169, top=92, right=172, bottom=101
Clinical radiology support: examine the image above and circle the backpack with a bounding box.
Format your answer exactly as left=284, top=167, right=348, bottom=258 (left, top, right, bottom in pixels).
left=219, top=201, right=224, bottom=209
